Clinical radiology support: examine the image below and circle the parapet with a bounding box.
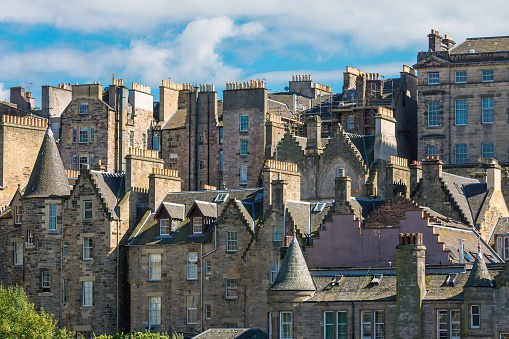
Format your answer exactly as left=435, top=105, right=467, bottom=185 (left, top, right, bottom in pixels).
left=314, top=82, right=332, bottom=93
left=131, top=82, right=151, bottom=95
left=399, top=233, right=423, bottom=245
left=1, top=115, right=48, bottom=128
left=264, top=159, right=298, bottom=173
left=389, top=156, right=408, bottom=168
left=225, top=80, right=265, bottom=90
left=66, top=170, right=80, bottom=179
left=127, top=147, right=160, bottom=159
left=161, top=80, right=183, bottom=91
left=151, top=167, right=179, bottom=178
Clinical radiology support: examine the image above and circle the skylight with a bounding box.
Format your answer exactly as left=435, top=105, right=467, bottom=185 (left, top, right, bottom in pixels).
left=313, top=203, right=326, bottom=213
left=214, top=193, right=229, bottom=203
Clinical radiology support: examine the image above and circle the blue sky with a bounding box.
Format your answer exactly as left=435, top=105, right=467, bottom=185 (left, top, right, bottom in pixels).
left=1, top=0, right=509, bottom=104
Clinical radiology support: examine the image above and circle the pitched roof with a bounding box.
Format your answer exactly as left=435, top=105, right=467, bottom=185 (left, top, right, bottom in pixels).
left=441, top=172, right=479, bottom=226
left=191, top=200, right=218, bottom=218
left=89, top=171, right=124, bottom=219
left=193, top=328, right=267, bottom=339
left=465, top=248, right=493, bottom=288
left=346, top=133, right=375, bottom=168
left=270, top=237, right=316, bottom=291
left=452, top=36, right=509, bottom=54
left=286, top=201, right=332, bottom=237
left=162, top=108, right=187, bottom=130
left=23, top=127, right=71, bottom=199
left=159, top=202, right=186, bottom=220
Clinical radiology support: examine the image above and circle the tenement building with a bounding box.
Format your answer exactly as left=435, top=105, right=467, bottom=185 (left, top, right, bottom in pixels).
left=414, top=29, right=509, bottom=165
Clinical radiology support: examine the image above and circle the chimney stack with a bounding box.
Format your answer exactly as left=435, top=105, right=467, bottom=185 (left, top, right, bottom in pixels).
left=428, top=29, right=443, bottom=52
left=305, top=115, right=323, bottom=155
left=334, top=175, right=351, bottom=214
left=487, top=159, right=502, bottom=191
left=396, top=233, right=426, bottom=338
left=422, top=156, right=442, bottom=184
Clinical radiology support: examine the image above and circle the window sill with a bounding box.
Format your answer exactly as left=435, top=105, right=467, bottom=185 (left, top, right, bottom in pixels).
left=149, top=279, right=162, bottom=282
left=83, top=258, right=93, bottom=261
left=187, top=278, right=198, bottom=281
left=226, top=250, right=237, bottom=253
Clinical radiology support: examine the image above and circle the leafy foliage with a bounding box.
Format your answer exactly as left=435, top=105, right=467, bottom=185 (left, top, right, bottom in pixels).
left=93, top=332, right=183, bottom=339
left=0, top=284, right=73, bottom=339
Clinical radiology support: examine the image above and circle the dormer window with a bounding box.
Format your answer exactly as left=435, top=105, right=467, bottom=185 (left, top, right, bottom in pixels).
left=160, top=219, right=170, bottom=236
left=214, top=193, right=229, bottom=203
left=193, top=217, right=203, bottom=235
left=313, top=203, right=325, bottom=213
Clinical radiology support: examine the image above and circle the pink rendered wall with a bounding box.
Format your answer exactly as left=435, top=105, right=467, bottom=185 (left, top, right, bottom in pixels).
left=306, top=210, right=449, bottom=268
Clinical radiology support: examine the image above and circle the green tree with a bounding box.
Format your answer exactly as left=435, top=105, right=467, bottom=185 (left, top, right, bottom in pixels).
left=0, top=284, right=73, bottom=339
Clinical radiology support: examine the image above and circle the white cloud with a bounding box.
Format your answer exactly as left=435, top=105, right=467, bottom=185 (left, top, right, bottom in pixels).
left=0, top=17, right=264, bottom=90
left=0, top=83, right=9, bottom=102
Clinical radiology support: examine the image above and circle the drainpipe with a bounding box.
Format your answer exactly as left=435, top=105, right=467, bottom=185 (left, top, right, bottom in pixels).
left=200, top=243, right=203, bottom=332
left=116, top=219, right=120, bottom=333
left=59, top=199, right=64, bottom=326
left=194, top=87, right=199, bottom=190
left=118, top=87, right=128, bottom=173
left=459, top=238, right=465, bottom=264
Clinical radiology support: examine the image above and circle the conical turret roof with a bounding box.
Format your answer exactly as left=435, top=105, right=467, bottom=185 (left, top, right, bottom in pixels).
left=23, top=127, right=71, bottom=199
left=269, top=237, right=316, bottom=291
left=465, top=244, right=493, bottom=288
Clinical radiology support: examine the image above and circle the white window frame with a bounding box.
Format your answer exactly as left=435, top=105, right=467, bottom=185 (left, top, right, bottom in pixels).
left=455, top=71, right=467, bottom=83
left=225, top=278, right=239, bottom=299
left=482, top=69, right=494, bottom=82
left=470, top=305, right=480, bottom=329
left=79, top=102, right=89, bottom=115
left=79, top=154, right=88, bottom=170
left=14, top=242, right=23, bottom=265
left=324, top=311, right=334, bottom=339
left=48, top=203, right=57, bottom=231
left=338, top=311, right=347, bottom=339
left=26, top=230, right=34, bottom=246
left=14, top=205, right=22, bottom=224
left=482, top=97, right=494, bottom=124
left=428, top=101, right=440, bottom=127
left=89, top=126, right=95, bottom=143
left=226, top=231, right=237, bottom=252
left=160, top=219, right=170, bottom=236
left=455, top=99, right=467, bottom=126
left=193, top=217, right=202, bottom=235
left=41, top=271, right=50, bottom=292
left=169, top=154, right=177, bottom=170
left=63, top=241, right=68, bottom=257
left=428, top=72, right=440, bottom=85
left=240, top=139, right=248, bottom=156
left=205, top=304, right=212, bottom=320
left=270, top=261, right=279, bottom=284
left=186, top=295, right=198, bottom=324
left=361, top=310, right=372, bottom=339
left=83, top=200, right=92, bottom=220
left=149, top=296, right=161, bottom=325
left=205, top=260, right=212, bottom=275
left=149, top=253, right=162, bottom=281
left=240, top=114, right=249, bottom=132
left=482, top=142, right=494, bottom=159
left=273, top=226, right=283, bottom=242
left=437, top=310, right=447, bottom=338
left=497, top=236, right=509, bottom=260
left=240, top=166, right=248, bottom=185
left=374, top=311, right=384, bottom=339
left=280, top=312, right=293, bottom=339
left=187, top=252, right=198, bottom=280
left=79, top=127, right=88, bottom=144
left=82, top=281, right=93, bottom=306
left=83, top=237, right=93, bottom=260
left=450, top=309, right=461, bottom=339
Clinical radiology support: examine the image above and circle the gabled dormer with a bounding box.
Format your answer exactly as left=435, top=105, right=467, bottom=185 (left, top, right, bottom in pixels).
left=154, top=202, right=185, bottom=236
left=187, top=200, right=218, bottom=235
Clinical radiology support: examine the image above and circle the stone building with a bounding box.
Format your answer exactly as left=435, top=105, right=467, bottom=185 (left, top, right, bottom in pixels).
left=40, top=83, right=73, bottom=138
left=267, top=232, right=509, bottom=339
left=414, top=30, right=509, bottom=164
left=0, top=114, right=48, bottom=208
left=59, top=79, right=155, bottom=173
left=127, top=159, right=331, bottom=337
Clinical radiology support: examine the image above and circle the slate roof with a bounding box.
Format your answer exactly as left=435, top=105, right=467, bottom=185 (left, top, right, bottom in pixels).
left=441, top=172, right=479, bottom=226
left=89, top=171, right=124, bottom=219
left=160, top=202, right=186, bottom=220
left=350, top=198, right=386, bottom=220
left=192, top=200, right=218, bottom=218
left=23, top=128, right=71, bottom=199
left=286, top=200, right=332, bottom=237
left=269, top=237, right=316, bottom=291
left=465, top=252, right=493, bottom=287
left=162, top=108, right=187, bottom=130
left=129, top=188, right=262, bottom=245
left=307, top=265, right=503, bottom=302
left=491, top=217, right=509, bottom=241
left=193, top=328, right=267, bottom=339
left=346, top=134, right=375, bottom=168
left=452, top=36, right=509, bottom=54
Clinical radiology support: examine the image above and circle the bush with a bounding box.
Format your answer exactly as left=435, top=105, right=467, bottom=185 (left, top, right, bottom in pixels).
left=0, top=284, right=73, bottom=339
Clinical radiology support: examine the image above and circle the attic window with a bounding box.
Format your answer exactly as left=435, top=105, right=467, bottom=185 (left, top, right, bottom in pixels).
left=463, top=252, right=473, bottom=262
left=447, top=274, right=457, bottom=287
left=330, top=275, right=342, bottom=286
left=371, top=274, right=383, bottom=285
left=313, top=203, right=326, bottom=213
left=214, top=193, right=229, bottom=203
left=255, top=193, right=263, bottom=201
left=445, top=247, right=458, bottom=260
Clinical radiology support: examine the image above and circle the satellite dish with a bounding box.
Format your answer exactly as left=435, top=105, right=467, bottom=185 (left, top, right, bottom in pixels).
left=284, top=86, right=289, bottom=91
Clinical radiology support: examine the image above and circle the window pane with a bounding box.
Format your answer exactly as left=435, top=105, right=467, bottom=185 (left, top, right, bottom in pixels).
left=428, top=101, right=440, bottom=127
left=455, top=144, right=467, bottom=164
left=482, top=143, right=494, bottom=159
left=455, top=99, right=467, bottom=125
left=338, top=311, right=347, bottom=339
left=482, top=98, right=494, bottom=124
left=455, top=71, right=467, bottom=83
